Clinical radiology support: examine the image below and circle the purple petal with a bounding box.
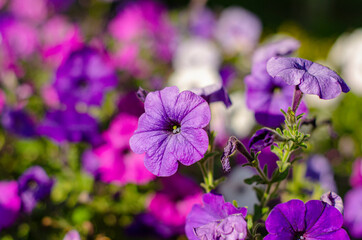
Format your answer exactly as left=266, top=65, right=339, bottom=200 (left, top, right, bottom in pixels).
left=265, top=199, right=306, bottom=235
left=264, top=232, right=294, bottom=240
left=306, top=229, right=350, bottom=240
left=266, top=57, right=309, bottom=86
left=304, top=200, right=344, bottom=236
left=320, top=192, right=343, bottom=214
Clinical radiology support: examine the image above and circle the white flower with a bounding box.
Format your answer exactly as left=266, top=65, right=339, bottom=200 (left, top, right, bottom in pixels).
left=219, top=166, right=258, bottom=214
left=328, top=29, right=362, bottom=96
left=173, top=37, right=221, bottom=71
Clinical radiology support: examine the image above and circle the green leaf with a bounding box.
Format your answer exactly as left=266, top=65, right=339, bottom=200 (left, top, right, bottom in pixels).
left=244, top=175, right=265, bottom=185
left=253, top=187, right=265, bottom=201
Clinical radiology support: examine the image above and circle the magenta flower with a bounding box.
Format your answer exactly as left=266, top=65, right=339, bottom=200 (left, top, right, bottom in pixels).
left=0, top=181, right=21, bottom=230
left=267, top=57, right=350, bottom=99
left=350, top=158, right=362, bottom=188
left=147, top=174, right=203, bottom=235
left=265, top=199, right=349, bottom=240
left=130, top=86, right=211, bottom=176
left=83, top=113, right=155, bottom=185
left=185, top=192, right=248, bottom=240
left=63, top=230, right=81, bottom=240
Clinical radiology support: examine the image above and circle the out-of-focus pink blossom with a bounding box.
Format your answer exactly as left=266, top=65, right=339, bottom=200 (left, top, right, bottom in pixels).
left=350, top=158, right=362, bottom=188
left=41, top=85, right=60, bottom=108
left=147, top=174, right=203, bottom=230
left=9, top=0, right=47, bottom=23
left=40, top=16, right=83, bottom=67
left=0, top=90, right=5, bottom=112
left=83, top=113, right=155, bottom=185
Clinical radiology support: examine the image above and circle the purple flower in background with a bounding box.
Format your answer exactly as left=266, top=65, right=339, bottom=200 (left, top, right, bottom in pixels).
left=18, top=166, right=54, bottom=213
left=0, top=181, right=21, bottom=230
left=1, top=107, right=37, bottom=138
left=215, top=7, right=262, bottom=55
left=267, top=57, right=350, bottom=99
left=189, top=8, right=215, bottom=39
left=305, top=155, right=337, bottom=193
left=63, top=230, right=80, bottom=240
left=185, top=192, right=248, bottom=240
left=83, top=113, right=155, bottom=185
left=37, top=108, right=100, bottom=145
left=53, top=47, right=118, bottom=107
left=265, top=199, right=349, bottom=240
left=321, top=191, right=343, bottom=214
left=192, top=83, right=232, bottom=108
left=249, top=128, right=276, bottom=152
left=245, top=38, right=307, bottom=127
left=48, top=0, right=74, bottom=11
left=350, top=158, right=362, bottom=188
left=130, top=86, right=211, bottom=176
left=344, top=187, right=362, bottom=238
left=117, top=91, right=145, bottom=117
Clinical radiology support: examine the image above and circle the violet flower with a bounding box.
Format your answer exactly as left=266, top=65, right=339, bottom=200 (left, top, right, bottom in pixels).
left=265, top=199, right=349, bottom=239
left=215, top=7, right=262, bottom=55
left=305, top=155, right=337, bottom=193
left=185, top=192, right=248, bottom=240
left=0, top=181, right=21, bottom=230
left=192, top=83, right=232, bottom=108
left=129, top=86, right=211, bottom=177
left=52, top=47, right=118, bottom=107
left=189, top=8, right=215, bottom=39
left=18, top=166, right=54, bottom=213
left=63, top=230, right=81, bottom=240
left=245, top=38, right=307, bottom=128
left=1, top=107, right=37, bottom=138
left=37, top=108, right=100, bottom=145
left=267, top=57, right=350, bottom=99
left=344, top=187, right=362, bottom=238
left=249, top=128, right=276, bottom=152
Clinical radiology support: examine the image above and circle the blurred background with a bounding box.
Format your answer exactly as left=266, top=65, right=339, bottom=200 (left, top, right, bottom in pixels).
left=1, top=0, right=362, bottom=239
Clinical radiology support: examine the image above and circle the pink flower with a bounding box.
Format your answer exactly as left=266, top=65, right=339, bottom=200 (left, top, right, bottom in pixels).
left=350, top=158, right=362, bottom=188
left=9, top=0, right=47, bottom=23
left=83, top=113, right=155, bottom=185
left=147, top=174, right=203, bottom=231
left=40, top=16, right=83, bottom=67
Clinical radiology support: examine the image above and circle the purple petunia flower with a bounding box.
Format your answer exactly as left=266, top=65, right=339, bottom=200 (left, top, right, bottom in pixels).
left=192, top=83, right=232, bottom=108
left=265, top=199, right=350, bottom=240
left=185, top=192, right=248, bottom=240
left=52, top=47, right=118, bottom=107
left=344, top=187, right=362, bottom=238
left=267, top=57, right=350, bottom=99
left=305, top=155, right=337, bottom=193
left=1, top=107, right=37, bottom=138
left=249, top=128, right=276, bottom=152
left=129, top=86, right=211, bottom=177
left=18, top=166, right=54, bottom=213
left=63, top=230, right=81, bottom=240
left=189, top=8, right=216, bottom=39
left=245, top=38, right=307, bottom=128
left=0, top=181, right=21, bottom=230
left=37, top=108, right=100, bottom=145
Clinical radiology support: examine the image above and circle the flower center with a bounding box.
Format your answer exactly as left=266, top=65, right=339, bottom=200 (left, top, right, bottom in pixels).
left=172, top=124, right=181, bottom=134
left=295, top=232, right=306, bottom=240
